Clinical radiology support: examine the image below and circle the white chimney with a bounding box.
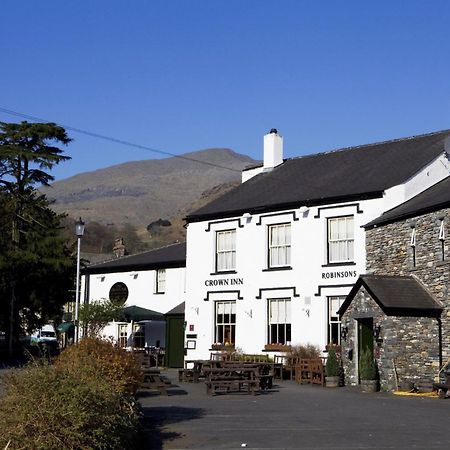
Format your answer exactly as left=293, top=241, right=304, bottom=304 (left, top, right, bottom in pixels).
left=263, top=128, right=283, bottom=170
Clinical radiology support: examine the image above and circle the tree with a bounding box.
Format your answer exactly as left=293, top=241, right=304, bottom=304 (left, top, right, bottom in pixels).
left=0, top=121, right=72, bottom=355
left=78, top=299, right=124, bottom=337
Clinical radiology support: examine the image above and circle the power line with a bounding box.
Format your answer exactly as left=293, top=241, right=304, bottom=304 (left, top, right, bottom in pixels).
left=0, top=106, right=242, bottom=173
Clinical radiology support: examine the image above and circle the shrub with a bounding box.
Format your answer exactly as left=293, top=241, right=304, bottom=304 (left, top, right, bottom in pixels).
left=325, top=346, right=340, bottom=377
left=0, top=361, right=140, bottom=450
left=55, top=337, right=143, bottom=395
left=286, top=343, right=321, bottom=359
left=359, top=348, right=377, bottom=380
left=78, top=299, right=124, bottom=337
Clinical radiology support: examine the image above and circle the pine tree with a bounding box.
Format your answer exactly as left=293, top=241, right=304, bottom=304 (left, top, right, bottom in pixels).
left=0, top=121, right=72, bottom=355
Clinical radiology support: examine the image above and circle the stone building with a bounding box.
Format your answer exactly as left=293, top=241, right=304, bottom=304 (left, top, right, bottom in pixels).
left=339, top=176, right=450, bottom=390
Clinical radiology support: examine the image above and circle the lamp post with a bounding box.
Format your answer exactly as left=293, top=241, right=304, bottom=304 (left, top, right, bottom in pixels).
left=74, top=217, right=85, bottom=343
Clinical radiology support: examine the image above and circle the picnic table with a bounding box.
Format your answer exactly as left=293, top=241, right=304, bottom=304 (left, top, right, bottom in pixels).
left=179, top=359, right=212, bottom=382
left=133, top=350, right=171, bottom=394
left=204, top=366, right=260, bottom=395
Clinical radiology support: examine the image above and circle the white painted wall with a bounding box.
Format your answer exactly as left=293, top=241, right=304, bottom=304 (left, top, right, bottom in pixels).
left=80, top=266, right=185, bottom=346
left=184, top=196, right=388, bottom=360
left=184, top=147, right=450, bottom=361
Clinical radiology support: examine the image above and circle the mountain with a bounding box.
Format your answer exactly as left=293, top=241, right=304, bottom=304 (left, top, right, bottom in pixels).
left=45, top=148, right=256, bottom=228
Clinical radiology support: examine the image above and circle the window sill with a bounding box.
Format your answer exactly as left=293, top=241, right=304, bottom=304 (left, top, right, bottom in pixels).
left=322, top=262, right=356, bottom=267
left=262, top=266, right=292, bottom=272
left=210, top=345, right=235, bottom=351
left=263, top=344, right=291, bottom=352
left=210, top=270, right=237, bottom=275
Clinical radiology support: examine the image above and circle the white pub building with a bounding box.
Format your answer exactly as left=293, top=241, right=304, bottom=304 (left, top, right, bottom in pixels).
left=183, top=129, right=450, bottom=359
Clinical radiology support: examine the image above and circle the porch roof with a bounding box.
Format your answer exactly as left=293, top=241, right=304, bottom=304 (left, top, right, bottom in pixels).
left=338, top=275, right=443, bottom=317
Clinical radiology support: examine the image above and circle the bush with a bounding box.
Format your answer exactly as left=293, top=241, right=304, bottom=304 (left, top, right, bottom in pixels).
left=0, top=361, right=140, bottom=450
left=359, top=348, right=377, bottom=380
left=286, top=343, right=321, bottom=359
left=55, top=337, right=143, bottom=395
left=325, top=346, right=340, bottom=377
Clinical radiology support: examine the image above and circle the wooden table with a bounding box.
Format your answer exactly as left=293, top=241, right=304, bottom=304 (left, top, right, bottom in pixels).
left=204, top=366, right=259, bottom=395
left=179, top=359, right=212, bottom=382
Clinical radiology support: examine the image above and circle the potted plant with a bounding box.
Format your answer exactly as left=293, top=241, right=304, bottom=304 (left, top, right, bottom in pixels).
left=359, top=348, right=378, bottom=392
left=325, top=345, right=340, bottom=387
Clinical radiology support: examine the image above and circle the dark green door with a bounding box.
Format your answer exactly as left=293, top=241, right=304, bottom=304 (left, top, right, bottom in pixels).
left=166, top=317, right=184, bottom=368
left=358, top=318, right=373, bottom=381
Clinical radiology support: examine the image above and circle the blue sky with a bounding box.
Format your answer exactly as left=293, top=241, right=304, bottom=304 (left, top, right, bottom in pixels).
left=1, top=0, right=450, bottom=180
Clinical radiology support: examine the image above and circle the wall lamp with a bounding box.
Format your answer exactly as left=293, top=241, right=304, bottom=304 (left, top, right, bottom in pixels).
left=374, top=324, right=382, bottom=340
left=340, top=326, right=349, bottom=342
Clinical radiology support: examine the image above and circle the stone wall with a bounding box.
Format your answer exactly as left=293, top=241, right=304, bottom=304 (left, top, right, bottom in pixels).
left=341, top=287, right=440, bottom=390
left=365, top=207, right=450, bottom=361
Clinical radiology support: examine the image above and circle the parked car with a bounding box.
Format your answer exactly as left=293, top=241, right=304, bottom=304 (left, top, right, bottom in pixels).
left=30, top=324, right=57, bottom=345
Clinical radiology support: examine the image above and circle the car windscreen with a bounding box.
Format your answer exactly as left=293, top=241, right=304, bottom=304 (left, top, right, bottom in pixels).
left=41, top=331, right=56, bottom=338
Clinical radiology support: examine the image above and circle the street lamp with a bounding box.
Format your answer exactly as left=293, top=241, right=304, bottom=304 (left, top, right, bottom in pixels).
left=74, top=217, right=85, bottom=343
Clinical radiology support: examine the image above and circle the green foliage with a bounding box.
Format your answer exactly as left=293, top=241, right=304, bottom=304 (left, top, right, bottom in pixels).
left=0, top=355, right=140, bottom=449
left=286, top=343, right=321, bottom=359
left=78, top=299, right=124, bottom=337
left=325, top=346, right=341, bottom=377
left=359, top=347, right=377, bottom=380
left=0, top=121, right=73, bottom=351
left=0, top=192, right=75, bottom=336
left=55, top=337, right=143, bottom=395
left=0, top=120, right=71, bottom=191
left=59, top=218, right=146, bottom=255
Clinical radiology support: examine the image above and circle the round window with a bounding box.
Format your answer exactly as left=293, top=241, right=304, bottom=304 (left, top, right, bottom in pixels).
left=109, top=282, right=129, bottom=305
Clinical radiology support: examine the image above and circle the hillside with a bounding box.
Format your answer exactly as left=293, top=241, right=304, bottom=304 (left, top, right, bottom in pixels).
left=45, top=148, right=255, bottom=227
left=46, top=148, right=256, bottom=259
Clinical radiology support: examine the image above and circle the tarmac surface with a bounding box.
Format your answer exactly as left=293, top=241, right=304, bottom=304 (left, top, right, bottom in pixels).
left=139, top=369, right=450, bottom=450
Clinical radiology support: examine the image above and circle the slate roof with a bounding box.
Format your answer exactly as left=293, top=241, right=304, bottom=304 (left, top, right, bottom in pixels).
left=338, top=275, right=443, bottom=317
left=365, top=176, right=450, bottom=228
left=84, top=242, right=186, bottom=274
left=186, top=130, right=450, bottom=222
left=165, top=302, right=185, bottom=316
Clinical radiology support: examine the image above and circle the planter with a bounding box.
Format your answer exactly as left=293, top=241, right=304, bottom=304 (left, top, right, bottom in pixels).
left=325, top=376, right=339, bottom=388
left=360, top=379, right=378, bottom=393
left=264, top=344, right=291, bottom=352
left=211, top=344, right=235, bottom=351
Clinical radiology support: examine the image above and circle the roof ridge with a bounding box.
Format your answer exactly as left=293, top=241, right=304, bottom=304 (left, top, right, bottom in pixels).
left=286, top=128, right=450, bottom=162
left=362, top=274, right=412, bottom=279
left=87, top=241, right=186, bottom=267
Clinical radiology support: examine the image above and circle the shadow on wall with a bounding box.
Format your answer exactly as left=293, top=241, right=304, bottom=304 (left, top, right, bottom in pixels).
left=139, top=406, right=205, bottom=449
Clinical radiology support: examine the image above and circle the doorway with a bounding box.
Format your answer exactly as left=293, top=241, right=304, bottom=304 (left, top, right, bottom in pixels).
left=357, top=318, right=374, bottom=382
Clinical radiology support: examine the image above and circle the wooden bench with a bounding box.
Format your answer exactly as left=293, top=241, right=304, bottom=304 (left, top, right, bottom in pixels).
left=295, top=359, right=325, bottom=386
left=258, top=374, right=273, bottom=390
left=205, top=367, right=259, bottom=396
left=140, top=367, right=171, bottom=395
left=178, top=368, right=200, bottom=383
